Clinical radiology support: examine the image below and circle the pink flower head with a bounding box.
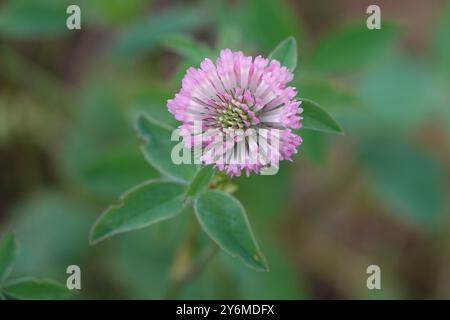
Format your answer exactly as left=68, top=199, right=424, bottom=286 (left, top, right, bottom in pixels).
left=168, top=49, right=303, bottom=177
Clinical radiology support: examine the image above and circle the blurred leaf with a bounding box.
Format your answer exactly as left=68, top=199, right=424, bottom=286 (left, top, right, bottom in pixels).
left=132, top=83, right=178, bottom=128
left=186, top=166, right=215, bottom=198
left=229, top=0, right=304, bottom=53
left=234, top=163, right=290, bottom=225
left=433, top=1, right=450, bottom=79
left=353, top=52, right=439, bottom=134
left=90, top=180, right=187, bottom=244
left=430, top=2, right=450, bottom=134
left=0, top=0, right=69, bottom=39
left=296, top=75, right=363, bottom=111
left=178, top=239, right=305, bottom=299
left=76, top=145, right=159, bottom=197
left=194, top=190, right=268, bottom=271
left=297, top=129, right=328, bottom=165
left=9, top=191, right=93, bottom=280
left=361, top=140, right=444, bottom=227
left=215, top=23, right=243, bottom=52
left=0, top=233, right=18, bottom=283
left=111, top=6, right=206, bottom=58
left=163, top=34, right=214, bottom=65
left=0, top=47, right=64, bottom=104
left=134, top=113, right=198, bottom=183
left=177, top=255, right=240, bottom=299
left=300, top=98, right=344, bottom=134
left=169, top=59, right=192, bottom=87
left=2, top=278, right=71, bottom=300
left=220, top=241, right=305, bottom=299
left=269, top=36, right=297, bottom=71
left=106, top=214, right=188, bottom=299
left=62, top=79, right=158, bottom=198
left=82, top=0, right=148, bottom=25
left=311, top=23, right=398, bottom=73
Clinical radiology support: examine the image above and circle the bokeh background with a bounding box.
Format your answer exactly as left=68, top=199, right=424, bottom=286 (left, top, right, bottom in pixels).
left=1, top=0, right=450, bottom=299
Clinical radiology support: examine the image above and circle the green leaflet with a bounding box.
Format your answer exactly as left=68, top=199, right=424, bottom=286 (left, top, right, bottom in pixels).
left=269, top=36, right=297, bottom=72
left=90, top=180, right=187, bottom=244
left=300, top=98, right=344, bottom=134
left=194, top=190, right=268, bottom=271
left=134, top=113, right=198, bottom=183
left=2, top=278, right=71, bottom=300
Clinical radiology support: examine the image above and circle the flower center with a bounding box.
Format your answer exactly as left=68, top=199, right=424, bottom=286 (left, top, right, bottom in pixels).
left=216, top=102, right=251, bottom=129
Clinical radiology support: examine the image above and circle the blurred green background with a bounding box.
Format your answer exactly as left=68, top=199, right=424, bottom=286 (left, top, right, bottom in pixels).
left=1, top=0, right=450, bottom=299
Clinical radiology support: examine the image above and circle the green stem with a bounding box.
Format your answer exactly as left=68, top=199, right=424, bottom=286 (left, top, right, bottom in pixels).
left=165, top=243, right=218, bottom=299
left=164, top=212, right=218, bottom=299
left=164, top=171, right=233, bottom=299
